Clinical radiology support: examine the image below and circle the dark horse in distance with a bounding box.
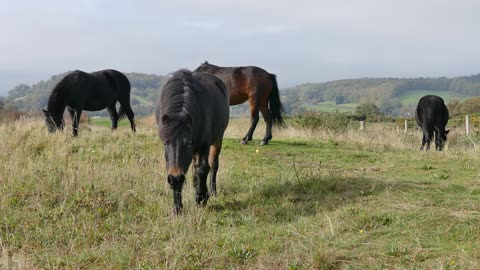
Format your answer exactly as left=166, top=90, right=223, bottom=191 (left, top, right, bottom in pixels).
left=415, top=95, right=449, bottom=151
left=42, top=69, right=136, bottom=136
left=195, top=62, right=284, bottom=145
left=156, top=69, right=229, bottom=214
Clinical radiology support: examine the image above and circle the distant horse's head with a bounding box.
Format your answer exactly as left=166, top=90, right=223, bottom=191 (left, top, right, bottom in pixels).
left=436, top=129, right=450, bottom=151
left=42, top=109, right=64, bottom=133
left=194, top=61, right=213, bottom=73
left=160, top=113, right=193, bottom=213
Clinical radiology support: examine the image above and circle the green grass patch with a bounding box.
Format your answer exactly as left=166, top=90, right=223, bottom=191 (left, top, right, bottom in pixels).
left=0, top=118, right=479, bottom=269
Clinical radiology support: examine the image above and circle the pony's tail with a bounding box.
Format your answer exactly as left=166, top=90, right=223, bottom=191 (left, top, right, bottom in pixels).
left=268, top=74, right=286, bottom=127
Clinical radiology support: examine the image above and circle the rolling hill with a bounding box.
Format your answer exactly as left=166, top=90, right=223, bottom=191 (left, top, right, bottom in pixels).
left=3, top=72, right=480, bottom=117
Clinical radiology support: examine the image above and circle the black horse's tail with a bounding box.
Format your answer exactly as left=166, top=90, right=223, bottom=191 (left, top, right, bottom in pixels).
left=268, top=74, right=286, bottom=127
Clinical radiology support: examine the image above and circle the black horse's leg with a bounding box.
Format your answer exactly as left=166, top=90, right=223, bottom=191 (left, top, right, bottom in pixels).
left=424, top=131, right=433, bottom=151
left=167, top=174, right=185, bottom=214
left=119, top=98, right=136, bottom=132
left=208, top=142, right=222, bottom=197
left=71, top=109, right=82, bottom=136
left=107, top=105, right=119, bottom=131
left=195, top=149, right=210, bottom=206
left=124, top=105, right=136, bottom=132
left=241, top=103, right=259, bottom=144
left=260, top=106, right=273, bottom=145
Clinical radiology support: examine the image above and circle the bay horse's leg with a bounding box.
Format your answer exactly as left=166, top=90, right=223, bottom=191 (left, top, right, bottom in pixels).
left=208, top=142, right=222, bottom=197
left=259, top=106, right=273, bottom=145
left=194, top=148, right=210, bottom=206
left=241, top=100, right=259, bottom=144
left=107, top=105, right=119, bottom=131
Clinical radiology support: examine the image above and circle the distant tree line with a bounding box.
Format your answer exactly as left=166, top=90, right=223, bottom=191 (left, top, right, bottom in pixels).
left=3, top=71, right=480, bottom=118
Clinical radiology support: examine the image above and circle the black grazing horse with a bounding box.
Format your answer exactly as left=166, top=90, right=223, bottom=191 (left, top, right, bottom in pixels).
left=156, top=69, right=229, bottom=214
left=194, top=62, right=285, bottom=145
left=415, top=95, right=450, bottom=151
left=42, top=69, right=136, bottom=136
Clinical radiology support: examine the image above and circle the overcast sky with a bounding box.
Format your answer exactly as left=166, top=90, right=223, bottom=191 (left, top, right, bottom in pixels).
left=1, top=0, right=480, bottom=95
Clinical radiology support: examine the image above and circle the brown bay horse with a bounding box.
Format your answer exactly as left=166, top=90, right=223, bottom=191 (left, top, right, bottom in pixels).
left=156, top=69, right=229, bottom=214
left=195, top=62, right=285, bottom=145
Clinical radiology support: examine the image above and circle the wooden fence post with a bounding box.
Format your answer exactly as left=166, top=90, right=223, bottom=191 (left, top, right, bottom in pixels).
left=404, top=120, right=408, bottom=133
left=466, top=115, right=470, bottom=136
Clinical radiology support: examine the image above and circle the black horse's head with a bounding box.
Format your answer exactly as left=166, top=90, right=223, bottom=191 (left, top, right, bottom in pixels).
left=160, top=113, right=193, bottom=213
left=436, top=129, right=450, bottom=151
left=42, top=109, right=64, bottom=133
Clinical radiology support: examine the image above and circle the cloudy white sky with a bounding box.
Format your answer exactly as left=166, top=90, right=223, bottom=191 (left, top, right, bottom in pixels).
left=1, top=0, right=480, bottom=95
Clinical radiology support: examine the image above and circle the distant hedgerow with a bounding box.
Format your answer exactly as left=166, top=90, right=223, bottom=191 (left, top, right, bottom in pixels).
left=292, top=111, right=350, bottom=131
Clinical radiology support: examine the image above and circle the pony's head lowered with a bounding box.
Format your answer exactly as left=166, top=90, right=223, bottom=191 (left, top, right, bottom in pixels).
left=157, top=69, right=197, bottom=213
left=42, top=109, right=64, bottom=133
left=436, top=128, right=450, bottom=151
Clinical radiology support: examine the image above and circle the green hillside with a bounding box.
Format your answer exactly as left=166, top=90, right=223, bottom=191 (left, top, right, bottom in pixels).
left=3, top=71, right=480, bottom=117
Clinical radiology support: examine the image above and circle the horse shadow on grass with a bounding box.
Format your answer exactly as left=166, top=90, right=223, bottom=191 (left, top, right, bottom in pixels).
left=207, top=172, right=433, bottom=224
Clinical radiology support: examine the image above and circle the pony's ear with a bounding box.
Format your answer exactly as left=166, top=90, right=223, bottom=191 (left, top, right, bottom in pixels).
left=445, top=129, right=450, bottom=135
left=161, top=114, right=170, bottom=125
left=42, top=109, right=49, bottom=116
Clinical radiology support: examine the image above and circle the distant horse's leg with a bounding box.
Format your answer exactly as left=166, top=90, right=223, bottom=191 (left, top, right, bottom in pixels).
left=259, top=106, right=273, bottom=145
left=107, top=105, right=119, bottom=130
left=69, top=108, right=82, bottom=137
left=424, top=131, right=433, bottom=151
left=194, top=148, right=210, bottom=206
left=208, top=142, right=222, bottom=197
left=420, top=133, right=426, bottom=151
left=241, top=100, right=259, bottom=144
left=119, top=99, right=136, bottom=132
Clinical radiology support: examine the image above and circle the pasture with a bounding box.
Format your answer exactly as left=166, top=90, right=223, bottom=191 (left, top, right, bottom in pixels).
left=0, top=117, right=479, bottom=269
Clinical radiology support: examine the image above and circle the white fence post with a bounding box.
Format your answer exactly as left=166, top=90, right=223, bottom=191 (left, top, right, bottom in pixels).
left=360, top=121, right=365, bottom=130
left=466, top=115, right=470, bottom=136
left=396, top=126, right=400, bottom=133
left=404, top=120, right=408, bottom=133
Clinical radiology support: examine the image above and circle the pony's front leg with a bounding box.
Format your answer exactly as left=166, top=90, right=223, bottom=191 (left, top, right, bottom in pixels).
left=168, top=174, right=185, bottom=214
left=194, top=152, right=210, bottom=206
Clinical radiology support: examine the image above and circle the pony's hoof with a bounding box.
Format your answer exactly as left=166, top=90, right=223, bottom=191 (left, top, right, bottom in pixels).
left=171, top=206, right=183, bottom=215
left=195, top=193, right=209, bottom=206
left=260, top=140, right=269, bottom=146
left=209, top=190, right=217, bottom=197
left=241, top=140, right=249, bottom=145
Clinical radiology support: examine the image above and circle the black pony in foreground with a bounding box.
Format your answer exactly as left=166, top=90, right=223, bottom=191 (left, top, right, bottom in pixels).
left=156, top=69, right=229, bottom=214
left=415, top=95, right=449, bottom=151
left=42, top=69, right=136, bottom=136
left=195, top=62, right=285, bottom=145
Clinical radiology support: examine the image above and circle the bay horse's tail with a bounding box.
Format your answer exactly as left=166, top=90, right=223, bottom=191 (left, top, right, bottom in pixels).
left=268, top=74, right=285, bottom=127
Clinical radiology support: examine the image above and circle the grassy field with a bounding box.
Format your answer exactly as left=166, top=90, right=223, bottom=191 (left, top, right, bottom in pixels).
left=1, top=117, right=479, bottom=269
left=398, top=90, right=469, bottom=106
